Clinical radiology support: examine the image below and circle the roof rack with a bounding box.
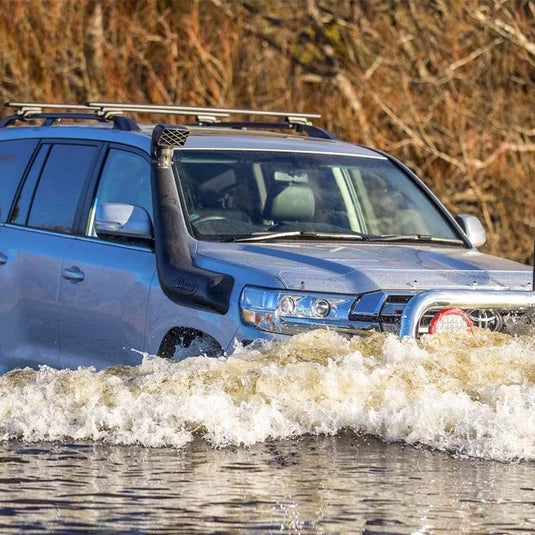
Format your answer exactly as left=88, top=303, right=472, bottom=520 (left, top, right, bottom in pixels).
left=1, top=101, right=329, bottom=137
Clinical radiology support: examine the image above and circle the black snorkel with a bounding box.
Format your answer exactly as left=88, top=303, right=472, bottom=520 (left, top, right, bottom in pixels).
left=150, top=125, right=234, bottom=314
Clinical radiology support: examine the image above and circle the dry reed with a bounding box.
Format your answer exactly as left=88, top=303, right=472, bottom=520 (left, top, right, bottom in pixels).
left=0, top=0, right=533, bottom=263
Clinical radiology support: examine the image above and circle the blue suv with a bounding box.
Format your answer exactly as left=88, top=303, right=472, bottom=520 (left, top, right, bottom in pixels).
left=0, top=101, right=533, bottom=372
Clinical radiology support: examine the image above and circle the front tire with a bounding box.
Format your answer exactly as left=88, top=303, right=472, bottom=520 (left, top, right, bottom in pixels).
left=158, top=327, right=223, bottom=361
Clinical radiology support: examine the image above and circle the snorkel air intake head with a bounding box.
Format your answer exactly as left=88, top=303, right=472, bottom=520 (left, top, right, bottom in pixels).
left=152, top=124, right=190, bottom=168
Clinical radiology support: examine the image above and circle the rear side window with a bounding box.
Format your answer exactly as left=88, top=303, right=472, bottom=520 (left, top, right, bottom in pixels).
left=28, top=144, right=99, bottom=234
left=0, top=139, right=37, bottom=222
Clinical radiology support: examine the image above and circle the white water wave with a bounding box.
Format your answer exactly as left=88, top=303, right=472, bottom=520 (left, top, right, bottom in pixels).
left=0, top=329, right=534, bottom=461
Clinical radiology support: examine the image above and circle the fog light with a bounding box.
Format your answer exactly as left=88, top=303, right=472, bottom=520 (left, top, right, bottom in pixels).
left=312, top=298, right=331, bottom=318
left=428, top=308, right=473, bottom=335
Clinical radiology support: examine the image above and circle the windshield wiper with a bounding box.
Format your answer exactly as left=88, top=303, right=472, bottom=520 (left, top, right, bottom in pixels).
left=232, top=230, right=368, bottom=243
left=367, top=234, right=465, bottom=246
left=229, top=232, right=464, bottom=245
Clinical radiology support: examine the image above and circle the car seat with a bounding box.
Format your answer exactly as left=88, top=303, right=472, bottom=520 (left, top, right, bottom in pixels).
left=264, top=183, right=315, bottom=223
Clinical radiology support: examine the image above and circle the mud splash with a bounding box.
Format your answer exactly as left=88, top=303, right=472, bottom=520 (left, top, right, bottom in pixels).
left=1, top=330, right=534, bottom=461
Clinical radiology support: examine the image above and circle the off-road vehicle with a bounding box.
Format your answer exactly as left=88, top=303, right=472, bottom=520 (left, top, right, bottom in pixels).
left=0, top=102, right=533, bottom=371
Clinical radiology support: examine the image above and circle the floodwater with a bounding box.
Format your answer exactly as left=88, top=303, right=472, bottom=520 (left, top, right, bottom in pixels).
left=0, top=329, right=534, bottom=533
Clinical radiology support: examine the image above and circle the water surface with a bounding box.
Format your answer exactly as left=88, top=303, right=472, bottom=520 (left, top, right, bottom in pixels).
left=1, top=437, right=535, bottom=533
left=0, top=329, right=534, bottom=532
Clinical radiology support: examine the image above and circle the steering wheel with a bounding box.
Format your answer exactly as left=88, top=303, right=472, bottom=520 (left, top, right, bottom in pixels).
left=190, top=214, right=257, bottom=235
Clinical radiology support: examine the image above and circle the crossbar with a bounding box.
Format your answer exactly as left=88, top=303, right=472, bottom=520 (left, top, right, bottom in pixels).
left=87, top=102, right=320, bottom=123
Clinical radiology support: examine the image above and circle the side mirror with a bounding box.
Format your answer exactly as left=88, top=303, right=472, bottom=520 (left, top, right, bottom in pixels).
left=455, top=214, right=486, bottom=248
left=95, top=203, right=154, bottom=241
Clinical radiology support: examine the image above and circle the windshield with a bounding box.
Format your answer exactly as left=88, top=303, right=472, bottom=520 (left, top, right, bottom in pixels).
left=174, top=151, right=461, bottom=243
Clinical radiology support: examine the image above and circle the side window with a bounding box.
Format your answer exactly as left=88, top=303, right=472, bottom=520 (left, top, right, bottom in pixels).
left=89, top=149, right=151, bottom=237
left=28, top=144, right=99, bottom=234
left=0, top=139, right=38, bottom=222
left=11, top=144, right=50, bottom=225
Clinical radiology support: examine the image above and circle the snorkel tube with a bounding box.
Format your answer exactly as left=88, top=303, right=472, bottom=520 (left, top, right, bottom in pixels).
left=150, top=125, right=234, bottom=314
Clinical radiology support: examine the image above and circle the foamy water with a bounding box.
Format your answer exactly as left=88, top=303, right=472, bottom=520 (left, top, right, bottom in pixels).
left=1, top=330, right=534, bottom=462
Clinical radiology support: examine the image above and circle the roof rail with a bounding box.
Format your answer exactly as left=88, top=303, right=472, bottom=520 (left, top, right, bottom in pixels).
left=87, top=102, right=320, bottom=125
left=197, top=121, right=338, bottom=140
left=6, top=102, right=94, bottom=114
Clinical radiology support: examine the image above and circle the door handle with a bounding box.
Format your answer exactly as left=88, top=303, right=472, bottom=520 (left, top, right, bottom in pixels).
left=0, top=252, right=6, bottom=265
left=62, top=266, right=85, bottom=283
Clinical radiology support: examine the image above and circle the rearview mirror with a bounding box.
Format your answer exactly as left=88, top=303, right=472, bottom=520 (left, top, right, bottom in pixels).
left=95, top=203, right=154, bottom=241
left=455, top=214, right=486, bottom=248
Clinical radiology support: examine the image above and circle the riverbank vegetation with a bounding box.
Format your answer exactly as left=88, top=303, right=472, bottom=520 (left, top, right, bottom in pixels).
left=0, top=0, right=533, bottom=262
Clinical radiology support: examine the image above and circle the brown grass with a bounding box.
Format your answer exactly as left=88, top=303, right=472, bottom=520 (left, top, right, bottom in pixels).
left=0, top=0, right=533, bottom=263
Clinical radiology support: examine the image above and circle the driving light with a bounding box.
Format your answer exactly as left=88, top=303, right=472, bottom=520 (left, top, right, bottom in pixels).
left=428, top=307, right=473, bottom=335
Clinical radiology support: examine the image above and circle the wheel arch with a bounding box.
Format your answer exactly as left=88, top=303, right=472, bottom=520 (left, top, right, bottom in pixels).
left=157, top=326, right=223, bottom=359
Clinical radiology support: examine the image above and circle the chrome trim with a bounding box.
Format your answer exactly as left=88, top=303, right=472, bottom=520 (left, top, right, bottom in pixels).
left=468, top=309, right=503, bottom=331
left=3, top=223, right=78, bottom=241
left=399, top=289, right=535, bottom=338
left=3, top=224, right=154, bottom=253
left=280, top=317, right=375, bottom=335
left=74, top=235, right=154, bottom=253
left=174, top=148, right=387, bottom=159
left=351, top=292, right=392, bottom=317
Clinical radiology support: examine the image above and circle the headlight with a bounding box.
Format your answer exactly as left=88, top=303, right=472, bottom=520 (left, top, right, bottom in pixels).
left=239, top=286, right=355, bottom=334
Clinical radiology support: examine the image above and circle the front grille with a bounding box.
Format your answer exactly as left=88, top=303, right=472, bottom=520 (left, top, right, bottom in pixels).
left=377, top=294, right=436, bottom=334
left=349, top=292, right=426, bottom=333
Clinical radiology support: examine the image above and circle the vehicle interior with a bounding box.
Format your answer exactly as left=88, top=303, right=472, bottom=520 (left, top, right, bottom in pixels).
left=174, top=151, right=456, bottom=241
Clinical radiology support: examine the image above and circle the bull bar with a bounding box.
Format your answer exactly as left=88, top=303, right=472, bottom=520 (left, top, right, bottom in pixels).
left=399, top=289, right=535, bottom=338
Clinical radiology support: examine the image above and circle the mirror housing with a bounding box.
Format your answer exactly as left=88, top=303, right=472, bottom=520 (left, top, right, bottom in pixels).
left=455, top=214, right=486, bottom=248
left=95, top=203, right=154, bottom=241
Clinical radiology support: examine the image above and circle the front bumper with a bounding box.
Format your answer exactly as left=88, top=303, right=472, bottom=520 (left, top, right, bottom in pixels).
left=235, top=287, right=535, bottom=344
left=399, top=289, right=535, bottom=337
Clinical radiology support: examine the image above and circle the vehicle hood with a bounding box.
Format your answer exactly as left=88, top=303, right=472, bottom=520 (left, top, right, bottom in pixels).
left=196, top=242, right=532, bottom=294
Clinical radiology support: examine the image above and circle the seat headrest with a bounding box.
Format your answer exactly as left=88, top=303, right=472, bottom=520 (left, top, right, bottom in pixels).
left=266, top=184, right=315, bottom=222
